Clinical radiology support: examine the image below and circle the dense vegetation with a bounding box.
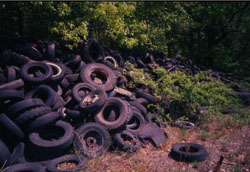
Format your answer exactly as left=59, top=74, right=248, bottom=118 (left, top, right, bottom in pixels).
left=0, top=2, right=249, bottom=123
left=0, top=2, right=250, bottom=82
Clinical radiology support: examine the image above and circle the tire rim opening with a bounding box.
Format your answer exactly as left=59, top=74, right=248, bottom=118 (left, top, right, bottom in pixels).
left=90, top=70, right=108, bottom=85
left=103, top=105, right=120, bottom=121
left=83, top=131, right=102, bottom=148
left=179, top=146, right=199, bottom=153
left=57, top=160, right=77, bottom=170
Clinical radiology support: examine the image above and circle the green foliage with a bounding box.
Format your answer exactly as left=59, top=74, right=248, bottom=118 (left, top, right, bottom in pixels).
left=125, top=62, right=241, bottom=121
left=0, top=2, right=249, bottom=83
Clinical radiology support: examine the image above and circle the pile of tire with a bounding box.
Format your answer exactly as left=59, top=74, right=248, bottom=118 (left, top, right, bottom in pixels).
left=0, top=37, right=167, bottom=171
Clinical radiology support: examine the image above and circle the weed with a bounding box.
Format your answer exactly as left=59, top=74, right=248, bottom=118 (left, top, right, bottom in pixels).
left=124, top=62, right=242, bottom=123
left=193, top=161, right=199, bottom=169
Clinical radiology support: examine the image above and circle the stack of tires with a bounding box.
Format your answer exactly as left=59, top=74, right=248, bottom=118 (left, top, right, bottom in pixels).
left=0, top=37, right=167, bottom=171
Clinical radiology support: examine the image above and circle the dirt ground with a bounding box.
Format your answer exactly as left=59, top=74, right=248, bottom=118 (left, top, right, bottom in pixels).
left=82, top=115, right=250, bottom=172
left=58, top=115, right=250, bottom=172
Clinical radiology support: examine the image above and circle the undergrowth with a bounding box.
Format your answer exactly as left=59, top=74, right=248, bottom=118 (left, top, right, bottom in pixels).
left=124, top=62, right=247, bottom=124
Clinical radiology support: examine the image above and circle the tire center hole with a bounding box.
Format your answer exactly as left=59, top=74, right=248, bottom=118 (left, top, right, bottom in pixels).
left=121, top=134, right=136, bottom=145
left=38, top=126, right=65, bottom=141
left=28, top=66, right=46, bottom=78
left=127, top=116, right=140, bottom=130
left=103, top=105, right=120, bottom=121
left=84, top=131, right=102, bottom=148
left=180, top=146, right=199, bottom=153
left=90, top=71, right=107, bottom=85
left=57, top=160, right=78, bottom=170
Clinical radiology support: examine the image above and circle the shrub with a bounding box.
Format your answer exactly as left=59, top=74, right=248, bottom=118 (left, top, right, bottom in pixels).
left=125, top=62, right=242, bottom=122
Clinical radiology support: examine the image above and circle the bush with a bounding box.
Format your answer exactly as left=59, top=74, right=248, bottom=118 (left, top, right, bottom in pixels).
left=125, top=62, right=241, bottom=122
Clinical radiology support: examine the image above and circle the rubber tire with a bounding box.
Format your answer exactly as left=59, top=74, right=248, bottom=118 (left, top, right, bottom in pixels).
left=0, top=139, right=11, bottom=168
left=80, top=63, right=117, bottom=92
left=9, top=142, right=25, bottom=165
left=20, top=62, right=52, bottom=84
left=95, top=97, right=130, bottom=130
left=26, top=85, right=58, bottom=108
left=46, top=155, right=87, bottom=172
left=113, top=130, right=141, bottom=152
left=134, top=89, right=157, bottom=104
left=0, top=79, right=24, bottom=90
left=126, top=111, right=146, bottom=135
left=45, top=62, right=65, bottom=83
left=74, top=122, right=111, bottom=158
left=15, top=106, right=52, bottom=126
left=129, top=101, right=147, bottom=118
left=0, top=113, right=25, bottom=140
left=0, top=89, right=25, bottom=102
left=6, top=98, right=45, bottom=118
left=2, top=162, right=46, bottom=172
left=72, top=83, right=96, bottom=102
left=79, top=89, right=107, bottom=114
left=29, top=112, right=60, bottom=130
left=173, top=121, right=197, bottom=130
left=29, top=120, right=74, bottom=159
left=170, top=143, right=208, bottom=162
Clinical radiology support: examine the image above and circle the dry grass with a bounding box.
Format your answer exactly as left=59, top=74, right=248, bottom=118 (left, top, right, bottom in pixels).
left=57, top=115, right=250, bottom=172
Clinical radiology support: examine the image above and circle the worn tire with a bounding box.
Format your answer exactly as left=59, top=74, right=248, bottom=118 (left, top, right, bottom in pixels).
left=2, top=162, right=46, bottom=172
left=74, top=122, right=111, bottom=158
left=0, top=139, right=11, bottom=168
left=113, top=130, right=141, bottom=152
left=20, top=62, right=52, bottom=84
left=170, top=143, right=208, bottom=162
left=29, top=112, right=60, bottom=130
left=46, top=155, right=87, bottom=172
left=72, top=83, right=96, bottom=102
left=80, top=63, right=116, bottom=92
left=95, top=97, right=130, bottom=130
left=29, top=120, right=74, bottom=160
left=0, top=113, right=25, bottom=140
left=79, top=89, right=107, bottom=114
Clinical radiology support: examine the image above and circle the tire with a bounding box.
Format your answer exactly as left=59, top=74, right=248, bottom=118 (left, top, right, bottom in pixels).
left=0, top=139, right=10, bottom=168
left=46, top=155, right=87, bottom=172
left=0, top=113, right=25, bottom=140
left=136, top=98, right=148, bottom=107
left=6, top=98, right=45, bottom=118
left=113, top=130, right=141, bottom=152
left=173, top=120, right=197, bottom=130
left=0, top=89, right=25, bottom=102
left=65, top=74, right=79, bottom=82
left=95, top=97, right=130, bottom=130
left=60, top=78, right=70, bottom=90
left=72, top=83, right=96, bottom=102
left=2, top=162, right=46, bottom=172
left=15, top=106, right=52, bottom=126
left=0, top=72, right=6, bottom=84
left=147, top=113, right=166, bottom=129
left=7, top=66, right=18, bottom=82
left=129, top=101, right=147, bottom=117
left=29, top=120, right=74, bottom=160
left=103, top=56, right=118, bottom=69
left=9, top=142, right=25, bottom=165
left=126, top=111, right=146, bottom=135
left=29, top=112, right=60, bottom=130
left=80, top=63, right=117, bottom=92
left=45, top=62, right=65, bottom=83
left=0, top=79, right=24, bottom=90
left=45, top=42, right=55, bottom=60
left=20, top=62, right=52, bottom=84
left=134, top=89, right=157, bottom=104
left=84, top=39, right=105, bottom=63
left=74, top=122, right=111, bottom=158
left=79, top=89, right=107, bottom=114
left=26, top=85, right=57, bottom=108
left=170, top=143, right=208, bottom=162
